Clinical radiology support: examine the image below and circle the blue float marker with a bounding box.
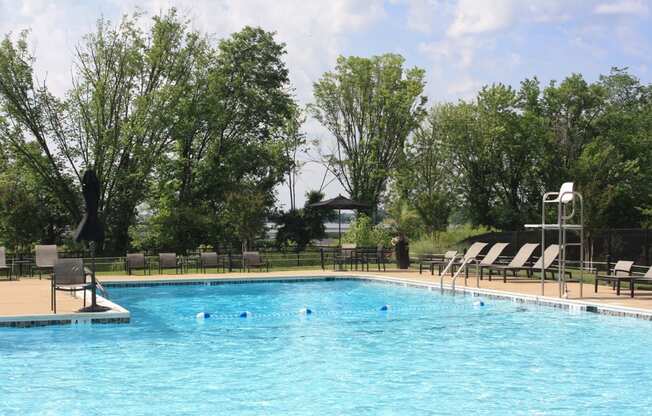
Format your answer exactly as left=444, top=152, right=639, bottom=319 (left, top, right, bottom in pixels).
left=473, top=299, right=485, bottom=307
left=299, top=308, right=313, bottom=315
left=195, top=312, right=210, bottom=320
left=380, top=304, right=391, bottom=311
left=239, top=311, right=252, bottom=318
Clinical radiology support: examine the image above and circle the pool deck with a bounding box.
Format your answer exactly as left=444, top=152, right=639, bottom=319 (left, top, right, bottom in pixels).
left=2, top=268, right=652, bottom=326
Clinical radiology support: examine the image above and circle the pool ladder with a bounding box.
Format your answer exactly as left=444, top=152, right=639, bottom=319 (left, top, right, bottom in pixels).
left=96, top=280, right=109, bottom=299
left=439, top=255, right=480, bottom=294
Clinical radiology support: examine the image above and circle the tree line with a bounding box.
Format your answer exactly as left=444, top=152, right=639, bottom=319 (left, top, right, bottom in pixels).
left=313, top=60, right=652, bottom=243
left=1, top=9, right=651, bottom=254
left=1, top=11, right=303, bottom=254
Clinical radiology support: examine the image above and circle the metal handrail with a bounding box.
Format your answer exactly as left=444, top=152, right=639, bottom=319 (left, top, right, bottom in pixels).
left=439, top=255, right=459, bottom=291
left=450, top=257, right=481, bottom=293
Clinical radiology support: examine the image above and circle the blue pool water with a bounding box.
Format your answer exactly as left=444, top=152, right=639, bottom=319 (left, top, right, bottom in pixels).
left=2, top=278, right=652, bottom=415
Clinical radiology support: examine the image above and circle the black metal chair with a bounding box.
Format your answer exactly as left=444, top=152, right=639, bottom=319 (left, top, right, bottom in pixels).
left=126, top=253, right=151, bottom=275
left=35, top=244, right=58, bottom=279
left=333, top=243, right=357, bottom=270
left=419, top=250, right=458, bottom=275
left=243, top=251, right=270, bottom=272
left=51, top=258, right=92, bottom=313
left=159, top=253, right=182, bottom=274
left=200, top=252, right=220, bottom=273
left=0, top=246, right=11, bottom=280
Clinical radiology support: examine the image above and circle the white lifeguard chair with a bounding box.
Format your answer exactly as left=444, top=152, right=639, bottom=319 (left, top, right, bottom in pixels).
left=525, top=182, right=584, bottom=297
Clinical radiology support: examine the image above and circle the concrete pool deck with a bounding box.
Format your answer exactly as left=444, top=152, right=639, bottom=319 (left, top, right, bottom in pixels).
left=2, top=269, right=652, bottom=326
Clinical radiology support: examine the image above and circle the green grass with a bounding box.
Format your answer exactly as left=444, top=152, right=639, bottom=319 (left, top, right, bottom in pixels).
left=410, top=225, right=493, bottom=257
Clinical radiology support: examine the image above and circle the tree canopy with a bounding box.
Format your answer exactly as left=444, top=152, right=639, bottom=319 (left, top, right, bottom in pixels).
left=1, top=7, right=650, bottom=255
left=310, top=54, right=427, bottom=210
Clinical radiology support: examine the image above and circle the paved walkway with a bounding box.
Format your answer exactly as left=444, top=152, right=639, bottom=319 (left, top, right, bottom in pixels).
left=2, top=269, right=652, bottom=317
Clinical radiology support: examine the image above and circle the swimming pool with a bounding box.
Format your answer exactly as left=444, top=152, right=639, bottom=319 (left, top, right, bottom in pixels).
left=1, top=278, right=652, bottom=415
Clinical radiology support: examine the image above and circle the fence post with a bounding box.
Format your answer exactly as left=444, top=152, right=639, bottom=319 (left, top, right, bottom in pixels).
left=645, top=228, right=650, bottom=266
left=320, top=248, right=324, bottom=270
left=297, top=250, right=300, bottom=267
left=228, top=250, right=232, bottom=273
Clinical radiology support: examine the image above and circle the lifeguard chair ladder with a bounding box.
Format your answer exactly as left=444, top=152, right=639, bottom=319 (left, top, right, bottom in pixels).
left=525, top=182, right=584, bottom=297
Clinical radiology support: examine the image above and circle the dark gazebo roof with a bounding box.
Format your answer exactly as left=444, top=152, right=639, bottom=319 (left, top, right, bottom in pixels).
left=307, top=194, right=371, bottom=210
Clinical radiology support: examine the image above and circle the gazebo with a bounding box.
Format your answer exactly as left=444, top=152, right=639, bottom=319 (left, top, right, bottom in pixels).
left=308, top=194, right=371, bottom=246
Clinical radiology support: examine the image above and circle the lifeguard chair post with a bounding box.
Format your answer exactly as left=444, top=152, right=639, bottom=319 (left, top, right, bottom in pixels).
left=525, top=182, right=584, bottom=298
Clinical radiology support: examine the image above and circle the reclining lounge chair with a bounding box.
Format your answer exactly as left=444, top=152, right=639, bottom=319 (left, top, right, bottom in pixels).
left=488, top=244, right=569, bottom=283
left=629, top=266, right=652, bottom=298
left=485, top=243, right=539, bottom=282
left=477, top=243, right=510, bottom=279
left=594, top=260, right=635, bottom=296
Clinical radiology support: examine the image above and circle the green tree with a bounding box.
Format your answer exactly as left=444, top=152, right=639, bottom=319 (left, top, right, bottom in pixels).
left=575, top=68, right=652, bottom=232
left=0, top=10, right=207, bottom=253
left=146, top=26, right=295, bottom=253
left=0, top=143, right=70, bottom=250
left=396, top=105, right=452, bottom=235
left=274, top=191, right=333, bottom=251
left=310, top=54, right=427, bottom=211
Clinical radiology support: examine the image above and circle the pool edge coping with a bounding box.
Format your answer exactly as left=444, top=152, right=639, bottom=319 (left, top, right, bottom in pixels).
left=0, top=291, right=130, bottom=328
left=103, top=273, right=652, bottom=321
left=3, top=273, right=652, bottom=327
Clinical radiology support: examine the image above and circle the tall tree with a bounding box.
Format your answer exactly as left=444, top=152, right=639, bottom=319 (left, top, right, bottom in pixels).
left=0, top=10, right=207, bottom=253
left=396, top=105, right=452, bottom=235
left=141, top=26, right=295, bottom=252
left=279, top=106, right=307, bottom=211
left=310, top=54, right=427, bottom=211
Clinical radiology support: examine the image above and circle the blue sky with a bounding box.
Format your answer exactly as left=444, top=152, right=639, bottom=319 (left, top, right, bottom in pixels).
left=1, top=0, right=651, bottom=207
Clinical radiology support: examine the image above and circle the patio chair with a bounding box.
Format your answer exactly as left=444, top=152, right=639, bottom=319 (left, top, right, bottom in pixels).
left=628, top=266, right=652, bottom=298
left=364, top=244, right=392, bottom=271
left=454, top=242, right=488, bottom=277
left=594, top=260, right=635, bottom=296
left=35, top=245, right=58, bottom=279
left=200, top=252, right=221, bottom=273
left=495, top=244, right=570, bottom=282
left=51, top=258, right=92, bottom=313
left=159, top=253, right=182, bottom=274
left=243, top=251, right=270, bottom=272
left=0, top=247, right=10, bottom=280
left=477, top=243, right=510, bottom=279
left=126, top=253, right=151, bottom=275
left=334, top=243, right=358, bottom=271
left=419, top=250, right=457, bottom=276
left=485, top=243, right=539, bottom=282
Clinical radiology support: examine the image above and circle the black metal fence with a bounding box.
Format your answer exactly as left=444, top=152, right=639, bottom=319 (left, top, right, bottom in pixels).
left=4, top=229, right=650, bottom=277
left=463, top=228, right=651, bottom=266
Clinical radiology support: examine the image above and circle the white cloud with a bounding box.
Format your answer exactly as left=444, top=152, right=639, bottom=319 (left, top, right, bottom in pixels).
left=447, top=76, right=482, bottom=97
left=594, top=0, right=649, bottom=15
left=403, top=0, right=453, bottom=34
left=446, top=0, right=515, bottom=37
left=419, top=36, right=477, bottom=69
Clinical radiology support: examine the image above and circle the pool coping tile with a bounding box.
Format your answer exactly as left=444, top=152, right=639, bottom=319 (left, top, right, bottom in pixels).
left=4, top=273, right=652, bottom=327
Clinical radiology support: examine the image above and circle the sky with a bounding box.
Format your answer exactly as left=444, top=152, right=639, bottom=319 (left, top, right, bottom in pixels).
left=1, top=0, right=651, bottom=208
